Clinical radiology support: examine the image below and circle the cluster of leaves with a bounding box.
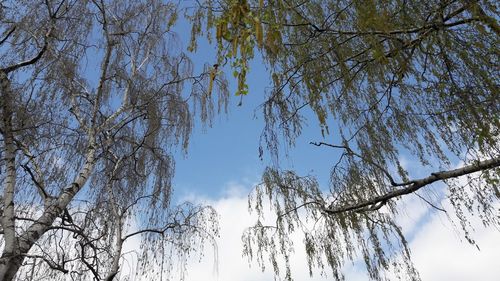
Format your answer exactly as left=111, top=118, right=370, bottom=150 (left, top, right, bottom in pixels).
left=190, top=0, right=285, bottom=96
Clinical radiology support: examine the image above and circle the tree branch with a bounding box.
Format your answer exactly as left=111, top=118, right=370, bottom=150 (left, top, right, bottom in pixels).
left=324, top=156, right=500, bottom=214
left=0, top=27, right=53, bottom=73
left=0, top=27, right=16, bottom=46
left=310, top=141, right=408, bottom=187
left=121, top=223, right=176, bottom=242
left=22, top=254, right=68, bottom=274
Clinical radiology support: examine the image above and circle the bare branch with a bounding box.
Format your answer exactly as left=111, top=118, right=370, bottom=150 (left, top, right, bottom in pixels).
left=22, top=254, right=68, bottom=274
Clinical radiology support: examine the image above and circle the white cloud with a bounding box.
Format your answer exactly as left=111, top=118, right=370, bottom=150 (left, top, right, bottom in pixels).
left=393, top=195, right=431, bottom=237
left=182, top=192, right=273, bottom=281
left=116, top=178, right=499, bottom=281
left=406, top=192, right=500, bottom=281
left=174, top=180, right=330, bottom=281
left=178, top=181, right=500, bottom=281
left=410, top=209, right=500, bottom=281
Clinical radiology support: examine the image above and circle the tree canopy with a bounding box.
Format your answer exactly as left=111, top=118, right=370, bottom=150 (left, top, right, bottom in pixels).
left=0, top=1, right=227, bottom=280
left=192, top=0, right=499, bottom=280
left=1, top=0, right=499, bottom=280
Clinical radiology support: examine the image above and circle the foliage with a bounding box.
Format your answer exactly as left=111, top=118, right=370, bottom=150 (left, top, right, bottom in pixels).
left=0, top=0, right=227, bottom=280
left=193, top=0, right=500, bottom=280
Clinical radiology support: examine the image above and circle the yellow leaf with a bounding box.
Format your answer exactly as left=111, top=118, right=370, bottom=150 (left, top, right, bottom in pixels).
left=208, top=72, right=215, bottom=95
left=255, top=20, right=263, bottom=48
left=221, top=24, right=232, bottom=41
left=232, top=37, right=238, bottom=57
left=216, top=24, right=222, bottom=41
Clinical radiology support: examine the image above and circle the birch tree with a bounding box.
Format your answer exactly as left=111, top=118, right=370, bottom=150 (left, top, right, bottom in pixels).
left=193, top=0, right=500, bottom=280
left=0, top=1, right=227, bottom=280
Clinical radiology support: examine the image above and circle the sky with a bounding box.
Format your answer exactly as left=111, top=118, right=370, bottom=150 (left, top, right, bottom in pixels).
left=143, top=10, right=500, bottom=281
left=2, top=2, right=498, bottom=280
left=171, top=24, right=338, bottom=199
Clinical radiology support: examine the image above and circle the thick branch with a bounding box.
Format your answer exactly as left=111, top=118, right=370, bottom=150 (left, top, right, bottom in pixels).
left=324, top=156, right=500, bottom=214
left=92, top=0, right=113, bottom=127
left=17, top=135, right=97, bottom=255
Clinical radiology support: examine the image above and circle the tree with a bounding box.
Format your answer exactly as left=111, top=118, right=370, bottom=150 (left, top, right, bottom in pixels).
left=0, top=1, right=227, bottom=280
left=193, top=0, right=500, bottom=280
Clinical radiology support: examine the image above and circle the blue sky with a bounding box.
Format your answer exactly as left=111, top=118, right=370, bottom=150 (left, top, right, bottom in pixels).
left=172, top=60, right=337, bottom=199
left=171, top=20, right=338, bottom=199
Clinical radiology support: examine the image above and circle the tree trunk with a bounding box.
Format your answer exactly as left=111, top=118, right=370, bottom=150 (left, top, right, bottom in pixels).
left=0, top=70, right=97, bottom=278
left=0, top=152, right=96, bottom=280
left=0, top=71, right=21, bottom=281
left=0, top=251, right=27, bottom=281
left=105, top=219, right=123, bottom=281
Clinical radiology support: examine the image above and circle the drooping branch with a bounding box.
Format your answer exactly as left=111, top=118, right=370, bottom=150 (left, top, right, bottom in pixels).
left=121, top=224, right=176, bottom=242
left=22, top=254, right=69, bottom=275
left=79, top=241, right=101, bottom=281
left=324, top=156, right=500, bottom=214
left=462, top=0, right=500, bottom=35
left=310, top=141, right=407, bottom=187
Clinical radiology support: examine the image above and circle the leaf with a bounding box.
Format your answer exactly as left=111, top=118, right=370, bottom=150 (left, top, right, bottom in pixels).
left=255, top=19, right=263, bottom=48
left=232, top=37, right=238, bottom=57
left=216, top=23, right=222, bottom=42
left=208, top=69, right=216, bottom=96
